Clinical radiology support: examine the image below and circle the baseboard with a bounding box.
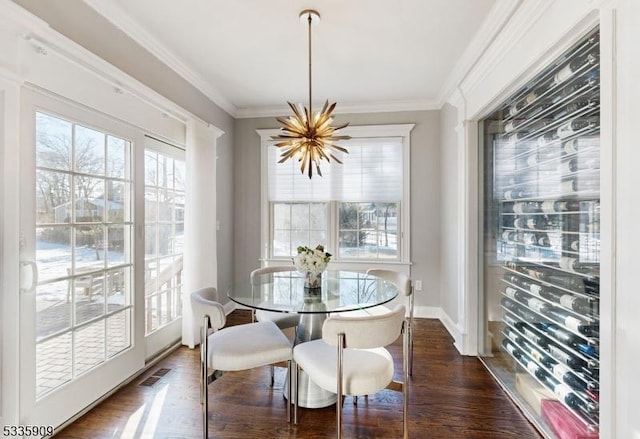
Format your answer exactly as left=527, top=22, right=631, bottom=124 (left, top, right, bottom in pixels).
left=414, top=306, right=471, bottom=355
left=438, top=310, right=464, bottom=352
left=413, top=305, right=441, bottom=319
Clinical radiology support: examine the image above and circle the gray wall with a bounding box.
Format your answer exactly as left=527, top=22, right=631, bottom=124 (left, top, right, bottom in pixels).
left=13, top=0, right=236, bottom=301
left=234, top=110, right=441, bottom=309
left=439, top=103, right=460, bottom=321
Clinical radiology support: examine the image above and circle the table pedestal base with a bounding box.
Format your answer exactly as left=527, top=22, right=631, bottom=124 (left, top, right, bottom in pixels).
left=284, top=371, right=337, bottom=408
left=285, top=305, right=337, bottom=408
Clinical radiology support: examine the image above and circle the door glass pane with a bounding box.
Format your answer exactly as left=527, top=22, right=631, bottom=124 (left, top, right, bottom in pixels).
left=74, top=321, right=106, bottom=376
left=106, top=309, right=131, bottom=358
left=144, top=146, right=185, bottom=335
left=34, top=111, right=133, bottom=398
left=36, top=333, right=72, bottom=396
left=75, top=125, right=105, bottom=176
left=107, top=135, right=126, bottom=179
left=35, top=113, right=71, bottom=171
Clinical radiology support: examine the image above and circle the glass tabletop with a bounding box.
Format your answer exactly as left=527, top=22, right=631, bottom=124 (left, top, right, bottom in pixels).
left=226, top=269, right=399, bottom=314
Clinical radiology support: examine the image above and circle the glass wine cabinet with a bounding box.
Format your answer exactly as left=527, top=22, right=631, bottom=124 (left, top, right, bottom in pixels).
left=479, top=28, right=600, bottom=438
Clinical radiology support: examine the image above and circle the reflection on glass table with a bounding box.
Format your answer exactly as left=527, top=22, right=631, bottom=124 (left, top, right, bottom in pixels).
left=227, top=269, right=400, bottom=408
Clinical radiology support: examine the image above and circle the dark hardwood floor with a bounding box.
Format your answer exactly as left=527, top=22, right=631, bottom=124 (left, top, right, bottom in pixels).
left=56, top=311, right=542, bottom=438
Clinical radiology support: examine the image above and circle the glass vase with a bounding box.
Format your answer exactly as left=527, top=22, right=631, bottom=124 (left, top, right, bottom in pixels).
left=304, top=271, right=322, bottom=290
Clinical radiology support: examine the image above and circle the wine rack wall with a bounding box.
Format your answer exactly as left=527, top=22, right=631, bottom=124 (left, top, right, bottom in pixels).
left=484, top=28, right=601, bottom=436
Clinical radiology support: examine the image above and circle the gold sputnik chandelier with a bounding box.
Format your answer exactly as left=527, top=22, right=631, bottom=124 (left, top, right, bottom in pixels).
left=272, top=9, right=350, bottom=179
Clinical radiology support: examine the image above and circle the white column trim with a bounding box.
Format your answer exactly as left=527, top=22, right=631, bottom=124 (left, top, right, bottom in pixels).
left=0, top=75, right=23, bottom=427
left=182, top=118, right=224, bottom=348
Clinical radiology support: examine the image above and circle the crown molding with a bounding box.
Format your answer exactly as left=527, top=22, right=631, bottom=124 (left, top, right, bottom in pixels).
left=83, top=0, right=238, bottom=117
left=1, top=0, right=221, bottom=128
left=438, top=0, right=522, bottom=108
left=236, top=98, right=440, bottom=119
left=443, top=0, right=556, bottom=115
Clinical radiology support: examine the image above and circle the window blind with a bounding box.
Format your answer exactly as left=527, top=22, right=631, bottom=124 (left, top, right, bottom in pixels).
left=268, top=137, right=403, bottom=202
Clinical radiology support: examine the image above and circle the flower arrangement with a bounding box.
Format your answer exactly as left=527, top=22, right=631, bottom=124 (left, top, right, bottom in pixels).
left=293, top=244, right=331, bottom=289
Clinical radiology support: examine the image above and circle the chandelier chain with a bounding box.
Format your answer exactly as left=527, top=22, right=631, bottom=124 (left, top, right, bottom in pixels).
left=307, top=12, right=312, bottom=117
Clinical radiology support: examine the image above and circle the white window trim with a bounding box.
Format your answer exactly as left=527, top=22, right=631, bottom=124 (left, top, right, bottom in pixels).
left=257, top=124, right=414, bottom=272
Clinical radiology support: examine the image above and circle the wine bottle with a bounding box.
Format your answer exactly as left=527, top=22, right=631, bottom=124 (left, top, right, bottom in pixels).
left=566, top=238, right=580, bottom=251
left=547, top=360, right=591, bottom=392
left=507, top=275, right=544, bottom=297
left=563, top=136, right=599, bottom=154
left=501, top=215, right=516, bottom=228
left=526, top=100, right=553, bottom=117
left=553, top=98, right=600, bottom=121
left=545, top=273, right=585, bottom=293
left=504, top=286, right=525, bottom=302
left=580, top=366, right=599, bottom=380
left=558, top=255, right=598, bottom=275
left=510, top=330, right=552, bottom=365
left=583, top=277, right=600, bottom=296
left=556, top=116, right=598, bottom=138
left=519, top=325, right=549, bottom=349
left=559, top=71, right=599, bottom=98
left=505, top=131, right=530, bottom=143
left=529, top=119, right=555, bottom=133
left=561, top=178, right=599, bottom=194
left=524, top=359, right=559, bottom=394
left=503, top=313, right=524, bottom=331
left=504, top=189, right=533, bottom=200
left=504, top=120, right=524, bottom=133
left=503, top=326, right=523, bottom=346
left=520, top=266, right=550, bottom=281
left=540, top=200, right=581, bottom=214
left=536, top=322, right=595, bottom=353
left=559, top=292, right=599, bottom=316
left=561, top=157, right=599, bottom=174
left=522, top=232, right=550, bottom=247
left=501, top=297, right=521, bottom=314
left=543, top=306, right=599, bottom=337
left=501, top=230, right=518, bottom=242
left=508, top=91, right=538, bottom=117
left=553, top=382, right=599, bottom=414
left=537, top=286, right=565, bottom=302
left=526, top=297, right=549, bottom=314
left=519, top=307, right=541, bottom=324
left=511, top=201, right=542, bottom=214
left=547, top=343, right=587, bottom=370
left=537, top=131, right=559, bottom=147
left=553, top=52, right=598, bottom=86
left=501, top=338, right=524, bottom=361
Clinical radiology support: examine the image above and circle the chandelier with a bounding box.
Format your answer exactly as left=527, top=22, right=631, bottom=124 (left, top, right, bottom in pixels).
left=272, top=9, right=350, bottom=179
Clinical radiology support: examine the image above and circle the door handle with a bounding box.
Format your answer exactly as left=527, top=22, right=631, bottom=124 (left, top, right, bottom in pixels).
left=19, top=260, right=38, bottom=293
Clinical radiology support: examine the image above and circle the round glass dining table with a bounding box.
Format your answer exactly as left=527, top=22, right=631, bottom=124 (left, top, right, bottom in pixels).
left=226, top=269, right=400, bottom=408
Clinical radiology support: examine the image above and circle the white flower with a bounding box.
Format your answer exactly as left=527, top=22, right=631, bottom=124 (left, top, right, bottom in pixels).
left=293, top=245, right=331, bottom=275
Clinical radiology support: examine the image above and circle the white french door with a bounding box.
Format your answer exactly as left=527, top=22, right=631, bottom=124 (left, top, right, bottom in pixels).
left=143, top=138, right=185, bottom=358
left=18, top=89, right=145, bottom=428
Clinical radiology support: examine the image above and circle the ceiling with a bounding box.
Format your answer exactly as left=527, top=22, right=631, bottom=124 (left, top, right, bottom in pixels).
left=85, top=0, right=504, bottom=118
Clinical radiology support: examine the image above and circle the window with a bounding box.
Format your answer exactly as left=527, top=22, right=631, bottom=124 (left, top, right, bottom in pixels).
left=260, top=125, right=412, bottom=267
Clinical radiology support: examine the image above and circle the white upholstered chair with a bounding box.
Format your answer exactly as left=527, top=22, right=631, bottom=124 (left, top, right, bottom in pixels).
left=293, top=305, right=409, bottom=439
left=191, top=287, right=293, bottom=439
left=365, top=269, right=415, bottom=376
left=250, top=265, right=300, bottom=386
